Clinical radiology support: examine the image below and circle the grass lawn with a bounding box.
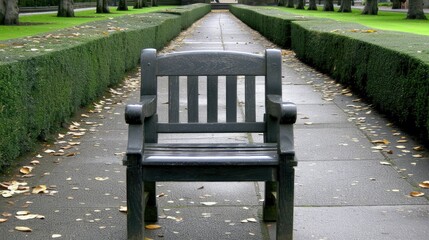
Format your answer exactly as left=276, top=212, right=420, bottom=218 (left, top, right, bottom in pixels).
left=271, top=7, right=429, bottom=36
left=0, top=6, right=176, bottom=40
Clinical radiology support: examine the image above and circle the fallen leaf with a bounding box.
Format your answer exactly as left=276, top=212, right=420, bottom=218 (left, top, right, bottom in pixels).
left=379, top=161, right=392, bottom=166
left=412, top=154, right=423, bottom=158
left=95, top=177, right=109, bottom=181
left=246, top=218, right=257, bottom=222
left=16, top=211, right=30, bottom=216
left=20, top=166, right=33, bottom=175
left=65, top=152, right=78, bottom=157
left=16, top=214, right=45, bottom=220
left=145, top=224, right=161, bottom=230
left=15, top=226, right=32, bottom=232
left=2, top=212, right=12, bottom=217
left=419, top=181, right=429, bottom=189
left=413, top=146, right=424, bottom=151
left=30, top=160, right=40, bottom=165
left=0, top=218, right=7, bottom=223
left=201, top=202, right=217, bottom=206
left=371, top=139, right=390, bottom=145
left=396, top=145, right=406, bottom=149
left=32, top=185, right=47, bottom=194
left=119, top=206, right=127, bottom=213
left=410, top=191, right=425, bottom=197
left=52, top=234, right=62, bottom=238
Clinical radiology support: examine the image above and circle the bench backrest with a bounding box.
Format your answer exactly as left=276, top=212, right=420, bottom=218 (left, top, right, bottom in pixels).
left=140, top=48, right=282, bottom=141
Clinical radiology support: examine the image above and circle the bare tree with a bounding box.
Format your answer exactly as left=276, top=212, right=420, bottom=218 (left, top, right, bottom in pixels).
left=308, top=0, right=317, bottom=10
left=96, top=0, right=110, bottom=13
left=407, top=0, right=427, bottom=19
left=58, top=0, right=75, bottom=17
left=323, top=0, right=334, bottom=11
left=117, top=0, right=128, bottom=10
left=362, top=0, right=378, bottom=15
left=1, top=0, right=19, bottom=25
left=338, top=0, right=352, bottom=12
left=286, top=0, right=294, bottom=8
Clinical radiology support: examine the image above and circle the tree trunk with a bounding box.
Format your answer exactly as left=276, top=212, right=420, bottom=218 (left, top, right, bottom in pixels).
left=117, top=0, right=128, bottom=10
left=407, top=0, right=427, bottom=19
left=96, top=0, right=110, bottom=13
left=286, top=0, right=294, bottom=8
left=296, top=0, right=305, bottom=9
left=1, top=0, right=19, bottom=25
left=338, top=0, right=352, bottom=12
left=0, top=0, right=6, bottom=25
left=134, top=0, right=143, bottom=8
left=323, top=0, right=334, bottom=11
left=391, top=0, right=401, bottom=9
left=308, top=0, right=317, bottom=10
left=362, top=0, right=378, bottom=15
left=278, top=0, right=286, bottom=6
left=153, top=0, right=158, bottom=6
left=58, top=0, right=75, bottom=17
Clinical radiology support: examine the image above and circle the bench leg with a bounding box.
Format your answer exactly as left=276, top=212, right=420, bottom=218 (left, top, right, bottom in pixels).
left=263, top=181, right=277, bottom=221
left=144, top=181, right=158, bottom=222
left=126, top=163, right=145, bottom=240
left=277, top=167, right=295, bottom=240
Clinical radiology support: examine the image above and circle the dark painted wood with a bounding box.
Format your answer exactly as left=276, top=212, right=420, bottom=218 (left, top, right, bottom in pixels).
left=207, top=76, right=218, bottom=122
left=125, top=48, right=297, bottom=240
left=168, top=76, right=179, bottom=123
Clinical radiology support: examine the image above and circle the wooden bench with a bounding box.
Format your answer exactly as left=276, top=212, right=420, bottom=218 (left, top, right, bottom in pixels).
left=124, top=48, right=297, bottom=240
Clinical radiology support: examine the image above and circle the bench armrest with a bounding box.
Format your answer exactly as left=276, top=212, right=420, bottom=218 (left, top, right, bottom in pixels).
left=266, top=95, right=296, bottom=124
left=266, top=95, right=297, bottom=166
left=124, top=96, right=156, bottom=166
left=125, top=96, right=157, bottom=124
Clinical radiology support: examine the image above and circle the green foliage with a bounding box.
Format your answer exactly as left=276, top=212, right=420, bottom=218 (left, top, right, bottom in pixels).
left=0, top=3, right=210, bottom=171
left=231, top=4, right=429, bottom=142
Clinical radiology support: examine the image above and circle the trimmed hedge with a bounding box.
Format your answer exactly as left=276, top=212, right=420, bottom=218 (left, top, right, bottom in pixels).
left=231, top=4, right=429, bottom=142
left=0, top=3, right=210, bottom=170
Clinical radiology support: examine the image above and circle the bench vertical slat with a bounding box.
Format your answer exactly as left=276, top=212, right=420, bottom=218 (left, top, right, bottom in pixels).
left=168, top=76, right=180, bottom=123
left=141, top=49, right=157, bottom=98
left=207, top=76, right=218, bottom=123
left=226, top=75, right=237, bottom=122
left=245, top=75, right=256, bottom=122
left=188, top=76, right=199, bottom=122
left=265, top=49, right=282, bottom=96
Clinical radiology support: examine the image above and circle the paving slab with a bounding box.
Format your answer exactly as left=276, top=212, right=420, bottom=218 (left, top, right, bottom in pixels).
left=1, top=10, right=429, bottom=240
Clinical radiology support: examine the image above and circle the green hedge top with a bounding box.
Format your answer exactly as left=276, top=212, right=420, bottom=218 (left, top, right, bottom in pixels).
left=293, top=19, right=429, bottom=64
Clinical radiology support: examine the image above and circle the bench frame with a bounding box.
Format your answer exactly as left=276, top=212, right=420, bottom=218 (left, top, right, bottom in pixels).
left=124, top=48, right=297, bottom=240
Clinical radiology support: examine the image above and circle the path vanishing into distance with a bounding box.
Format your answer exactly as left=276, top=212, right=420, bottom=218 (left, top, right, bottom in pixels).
left=1, top=10, right=429, bottom=240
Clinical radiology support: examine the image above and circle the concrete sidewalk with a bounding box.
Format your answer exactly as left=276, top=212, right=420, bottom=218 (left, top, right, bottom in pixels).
left=1, top=10, right=429, bottom=240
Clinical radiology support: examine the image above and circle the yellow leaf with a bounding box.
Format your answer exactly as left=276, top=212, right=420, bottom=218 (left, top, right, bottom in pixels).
left=410, top=191, right=425, bottom=197
left=15, top=226, right=32, bottom=232
left=20, top=166, right=33, bottom=175
left=419, top=181, right=429, bottom=189
left=0, top=218, right=7, bottom=223
left=32, top=185, right=47, bottom=194
left=145, top=224, right=161, bottom=230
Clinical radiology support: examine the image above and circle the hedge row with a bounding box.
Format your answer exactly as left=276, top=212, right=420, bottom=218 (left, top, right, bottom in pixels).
left=0, top=3, right=211, bottom=171
left=231, top=4, right=429, bottom=142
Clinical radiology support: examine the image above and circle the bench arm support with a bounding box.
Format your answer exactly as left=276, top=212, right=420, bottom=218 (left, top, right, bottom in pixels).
left=266, top=95, right=297, bottom=166
left=124, top=96, right=157, bottom=166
